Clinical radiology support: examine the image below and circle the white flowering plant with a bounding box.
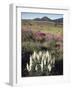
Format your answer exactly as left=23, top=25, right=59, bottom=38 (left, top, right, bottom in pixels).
left=26, top=50, right=55, bottom=76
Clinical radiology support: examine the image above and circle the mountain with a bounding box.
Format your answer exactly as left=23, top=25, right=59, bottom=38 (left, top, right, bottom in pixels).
left=33, top=18, right=41, bottom=21
left=33, top=16, right=63, bottom=24
left=22, top=16, right=63, bottom=25
left=33, top=16, right=52, bottom=21
left=53, top=18, right=63, bottom=23
left=41, top=16, right=52, bottom=21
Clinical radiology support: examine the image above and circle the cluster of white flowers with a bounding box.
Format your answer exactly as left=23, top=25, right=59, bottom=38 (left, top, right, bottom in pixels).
left=26, top=51, right=55, bottom=73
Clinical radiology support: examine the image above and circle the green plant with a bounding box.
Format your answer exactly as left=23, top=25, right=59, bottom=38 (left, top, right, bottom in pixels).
left=22, top=31, right=35, bottom=42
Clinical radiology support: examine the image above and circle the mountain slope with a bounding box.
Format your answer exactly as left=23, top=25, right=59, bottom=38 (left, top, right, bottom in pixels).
left=33, top=16, right=63, bottom=24
left=33, top=16, right=52, bottom=21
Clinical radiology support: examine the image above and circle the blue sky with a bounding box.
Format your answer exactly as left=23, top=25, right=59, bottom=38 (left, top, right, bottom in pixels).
left=21, top=12, right=63, bottom=20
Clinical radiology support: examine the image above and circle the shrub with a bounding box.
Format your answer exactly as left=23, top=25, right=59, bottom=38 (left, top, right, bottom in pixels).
left=22, top=30, right=35, bottom=42
left=22, top=42, right=41, bottom=53
left=35, top=32, right=46, bottom=43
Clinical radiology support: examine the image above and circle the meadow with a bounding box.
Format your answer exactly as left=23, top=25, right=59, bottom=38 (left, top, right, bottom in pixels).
left=22, top=20, right=63, bottom=35
left=21, top=19, right=63, bottom=77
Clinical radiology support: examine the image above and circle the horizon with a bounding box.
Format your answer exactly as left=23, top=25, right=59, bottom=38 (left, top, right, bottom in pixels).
left=21, top=12, right=63, bottom=20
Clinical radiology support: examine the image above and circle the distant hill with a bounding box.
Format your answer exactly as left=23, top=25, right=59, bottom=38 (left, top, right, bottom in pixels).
left=33, top=18, right=41, bottom=21
left=22, top=16, right=63, bottom=25
left=33, top=16, right=52, bottom=21
left=33, top=16, right=63, bottom=24
left=53, top=18, right=63, bottom=24
left=40, top=16, right=52, bottom=21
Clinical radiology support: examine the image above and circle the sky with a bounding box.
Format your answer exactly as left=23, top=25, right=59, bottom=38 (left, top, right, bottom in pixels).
left=21, top=12, right=63, bottom=20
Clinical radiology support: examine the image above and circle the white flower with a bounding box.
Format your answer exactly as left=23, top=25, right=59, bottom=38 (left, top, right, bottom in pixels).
left=46, top=51, right=49, bottom=58
left=48, top=64, right=52, bottom=72
left=33, top=51, right=37, bottom=59
left=35, top=65, right=38, bottom=71
left=28, top=50, right=55, bottom=73
left=39, top=51, right=42, bottom=57
left=26, top=63, right=29, bottom=70
left=37, top=54, right=39, bottom=61
left=42, top=55, right=44, bottom=61
left=50, top=60, right=53, bottom=64
left=42, top=53, right=45, bottom=61
left=27, top=64, right=31, bottom=71
left=50, top=56, right=55, bottom=65
left=29, top=65, right=31, bottom=71
left=41, top=61, right=43, bottom=71
left=30, top=56, right=32, bottom=66
left=44, top=59, right=46, bottom=65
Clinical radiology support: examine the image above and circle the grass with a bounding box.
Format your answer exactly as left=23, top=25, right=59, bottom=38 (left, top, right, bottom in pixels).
left=38, top=26, right=63, bottom=35
left=22, top=20, right=63, bottom=35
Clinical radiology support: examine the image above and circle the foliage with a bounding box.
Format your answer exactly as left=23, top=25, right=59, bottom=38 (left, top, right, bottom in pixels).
left=22, top=30, right=35, bottom=42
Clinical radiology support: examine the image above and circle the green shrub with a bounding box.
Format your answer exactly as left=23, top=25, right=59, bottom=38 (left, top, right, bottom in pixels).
left=22, top=31, right=35, bottom=42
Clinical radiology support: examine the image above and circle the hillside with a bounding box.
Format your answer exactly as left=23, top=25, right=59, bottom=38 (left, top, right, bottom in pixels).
left=33, top=16, right=63, bottom=24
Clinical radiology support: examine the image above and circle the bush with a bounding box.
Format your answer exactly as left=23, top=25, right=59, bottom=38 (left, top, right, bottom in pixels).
left=22, top=31, right=35, bottom=42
